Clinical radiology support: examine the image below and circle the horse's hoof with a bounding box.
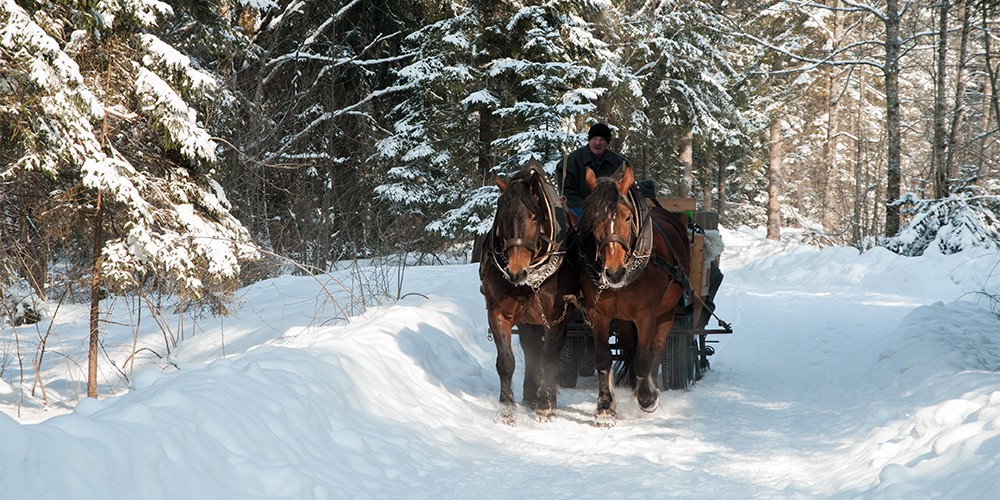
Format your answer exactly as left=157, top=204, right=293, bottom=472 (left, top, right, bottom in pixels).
left=535, top=408, right=555, bottom=422
left=639, top=397, right=659, bottom=413
left=594, top=416, right=616, bottom=428
left=497, top=404, right=517, bottom=426
left=594, top=410, right=617, bottom=427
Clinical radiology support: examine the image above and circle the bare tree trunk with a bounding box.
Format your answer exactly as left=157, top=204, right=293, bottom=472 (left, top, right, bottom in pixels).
left=478, top=109, right=494, bottom=184
left=931, top=0, right=949, bottom=199
left=238, top=6, right=259, bottom=37
left=641, top=143, right=650, bottom=181
left=986, top=11, right=1000, bottom=130
left=945, top=0, right=970, bottom=184
left=716, top=152, right=727, bottom=223
left=981, top=9, right=1000, bottom=184
left=88, top=189, right=102, bottom=399
left=679, top=130, right=693, bottom=197
left=821, top=0, right=843, bottom=233
left=979, top=33, right=995, bottom=184
left=767, top=115, right=782, bottom=240
left=88, top=55, right=114, bottom=399
left=884, top=0, right=903, bottom=237
left=872, top=161, right=884, bottom=237
left=853, top=71, right=866, bottom=245
left=821, top=73, right=837, bottom=232
left=701, top=181, right=712, bottom=212
left=700, top=143, right=714, bottom=210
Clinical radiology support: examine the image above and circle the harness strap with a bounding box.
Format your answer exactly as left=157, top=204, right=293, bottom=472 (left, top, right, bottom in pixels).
left=650, top=217, right=694, bottom=296
left=504, top=238, right=536, bottom=251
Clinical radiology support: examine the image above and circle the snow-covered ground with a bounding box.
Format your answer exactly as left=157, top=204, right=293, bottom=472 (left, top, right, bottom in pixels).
left=1, top=227, right=998, bottom=499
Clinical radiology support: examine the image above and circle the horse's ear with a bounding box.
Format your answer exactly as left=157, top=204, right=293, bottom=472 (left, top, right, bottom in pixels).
left=526, top=156, right=539, bottom=172
left=617, top=162, right=634, bottom=195
left=526, top=156, right=545, bottom=180
left=584, top=167, right=598, bottom=191
left=493, top=172, right=508, bottom=191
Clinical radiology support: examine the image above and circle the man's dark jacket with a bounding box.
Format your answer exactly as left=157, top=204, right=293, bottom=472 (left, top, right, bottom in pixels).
left=556, top=145, right=628, bottom=209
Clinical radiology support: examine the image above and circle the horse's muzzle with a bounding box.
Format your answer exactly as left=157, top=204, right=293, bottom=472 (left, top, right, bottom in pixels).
left=507, top=268, right=528, bottom=284
left=603, top=266, right=626, bottom=285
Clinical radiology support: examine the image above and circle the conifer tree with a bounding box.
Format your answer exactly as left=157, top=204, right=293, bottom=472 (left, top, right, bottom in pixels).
left=0, top=0, right=257, bottom=396
left=378, top=0, right=622, bottom=240
left=626, top=0, right=754, bottom=201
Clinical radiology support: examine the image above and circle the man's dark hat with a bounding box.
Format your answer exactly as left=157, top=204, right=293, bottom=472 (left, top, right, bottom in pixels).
left=588, top=123, right=612, bottom=142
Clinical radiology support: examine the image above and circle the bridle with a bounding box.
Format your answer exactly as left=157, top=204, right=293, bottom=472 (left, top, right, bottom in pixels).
left=595, top=202, right=635, bottom=257
left=489, top=168, right=568, bottom=289
left=585, top=186, right=653, bottom=290
left=503, top=235, right=538, bottom=253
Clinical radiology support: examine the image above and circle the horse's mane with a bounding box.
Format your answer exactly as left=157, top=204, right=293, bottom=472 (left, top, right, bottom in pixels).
left=495, top=170, right=541, bottom=233
left=580, top=178, right=624, bottom=235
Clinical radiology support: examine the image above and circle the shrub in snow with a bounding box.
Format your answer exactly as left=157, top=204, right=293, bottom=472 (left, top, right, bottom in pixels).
left=0, top=291, right=43, bottom=326
left=885, top=188, right=1000, bottom=256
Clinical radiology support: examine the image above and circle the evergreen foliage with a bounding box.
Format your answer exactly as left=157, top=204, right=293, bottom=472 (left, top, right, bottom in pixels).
left=0, top=0, right=257, bottom=301
left=227, top=0, right=421, bottom=268
left=886, top=188, right=1000, bottom=256
left=377, top=0, right=757, bottom=240
left=377, top=0, right=614, bottom=240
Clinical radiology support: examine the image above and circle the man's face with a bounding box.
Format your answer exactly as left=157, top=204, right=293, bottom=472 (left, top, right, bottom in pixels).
left=588, top=136, right=608, bottom=157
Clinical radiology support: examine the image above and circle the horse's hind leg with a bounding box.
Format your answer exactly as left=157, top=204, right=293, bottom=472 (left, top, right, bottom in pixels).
left=532, top=325, right=566, bottom=422
left=591, top=318, right=617, bottom=427
left=517, top=324, right=543, bottom=410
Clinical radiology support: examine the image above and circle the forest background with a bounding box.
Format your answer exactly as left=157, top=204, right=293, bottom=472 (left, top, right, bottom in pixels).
left=1, top=0, right=999, bottom=396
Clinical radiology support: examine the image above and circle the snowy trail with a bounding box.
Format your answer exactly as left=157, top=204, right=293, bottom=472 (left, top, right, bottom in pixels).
left=429, top=262, right=912, bottom=497
left=396, top=229, right=997, bottom=498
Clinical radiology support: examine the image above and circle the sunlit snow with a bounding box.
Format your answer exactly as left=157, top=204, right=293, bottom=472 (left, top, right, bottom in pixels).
left=1, top=227, right=997, bottom=498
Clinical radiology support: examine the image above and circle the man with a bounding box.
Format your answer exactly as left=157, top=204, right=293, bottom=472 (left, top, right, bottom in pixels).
left=557, top=123, right=628, bottom=214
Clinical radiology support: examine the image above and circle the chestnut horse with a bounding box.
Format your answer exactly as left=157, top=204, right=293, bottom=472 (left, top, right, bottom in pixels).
left=479, top=159, right=578, bottom=425
left=576, top=163, right=690, bottom=426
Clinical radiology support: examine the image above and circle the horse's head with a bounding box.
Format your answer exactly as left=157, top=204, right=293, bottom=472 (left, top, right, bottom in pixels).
left=581, top=162, right=636, bottom=286
left=492, top=164, right=545, bottom=284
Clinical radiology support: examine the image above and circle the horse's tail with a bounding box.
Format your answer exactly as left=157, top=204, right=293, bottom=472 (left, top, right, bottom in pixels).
left=613, top=320, right=638, bottom=388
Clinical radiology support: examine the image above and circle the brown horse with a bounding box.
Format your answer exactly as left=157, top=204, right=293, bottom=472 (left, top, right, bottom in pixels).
left=479, top=159, right=578, bottom=425
left=576, top=163, right=690, bottom=426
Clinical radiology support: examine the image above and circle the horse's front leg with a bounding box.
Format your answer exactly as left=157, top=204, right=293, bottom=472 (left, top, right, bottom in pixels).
left=488, top=310, right=518, bottom=425
left=533, top=323, right=566, bottom=422
left=589, top=313, right=617, bottom=427
left=633, top=315, right=669, bottom=412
